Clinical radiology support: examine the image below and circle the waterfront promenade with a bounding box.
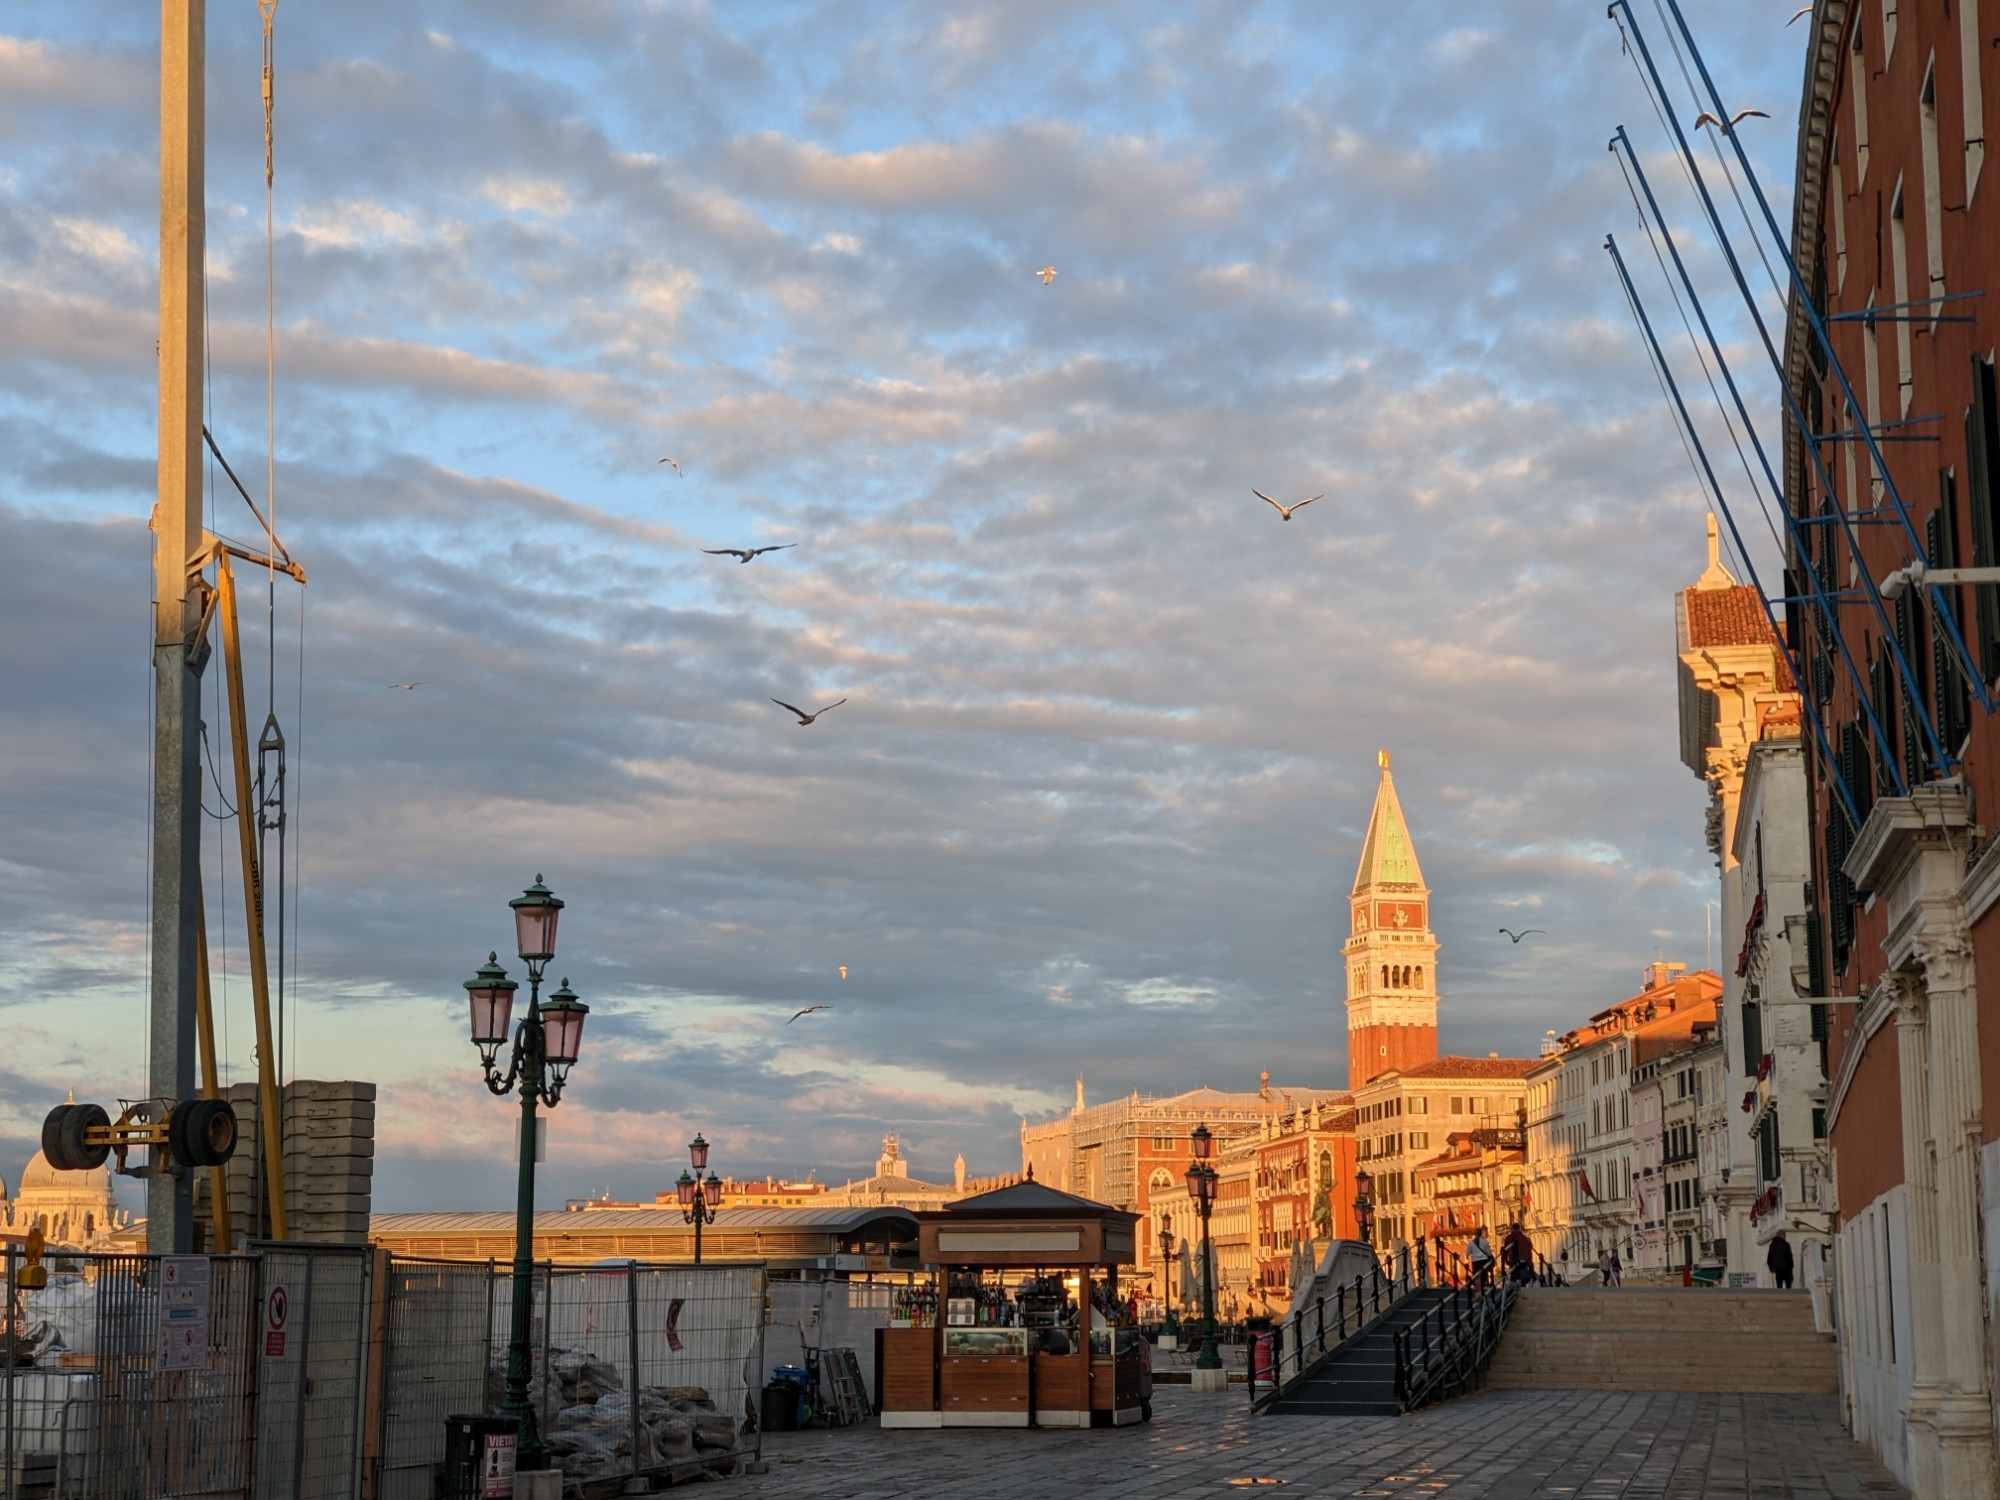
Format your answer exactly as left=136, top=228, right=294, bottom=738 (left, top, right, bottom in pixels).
left=740, top=1383, right=1906, bottom=1499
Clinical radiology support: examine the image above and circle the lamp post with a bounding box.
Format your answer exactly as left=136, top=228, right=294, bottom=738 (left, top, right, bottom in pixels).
left=1353, top=1167, right=1376, bottom=1253
left=1159, top=1213, right=1177, bottom=1336
left=1186, top=1123, right=1222, bottom=1377
left=464, top=876, right=589, bottom=1472
left=677, top=1134, right=723, bottom=1263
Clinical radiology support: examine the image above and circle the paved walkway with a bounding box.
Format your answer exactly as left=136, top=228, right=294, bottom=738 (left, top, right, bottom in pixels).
left=737, top=1385, right=1907, bottom=1498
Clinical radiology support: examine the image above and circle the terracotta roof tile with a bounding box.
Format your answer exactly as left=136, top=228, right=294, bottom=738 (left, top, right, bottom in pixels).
left=1390, top=1055, right=1538, bottom=1081
left=1684, top=585, right=1778, bottom=649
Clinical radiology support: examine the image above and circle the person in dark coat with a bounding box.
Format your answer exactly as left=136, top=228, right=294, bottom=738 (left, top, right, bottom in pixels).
left=1767, top=1229, right=1795, bottom=1289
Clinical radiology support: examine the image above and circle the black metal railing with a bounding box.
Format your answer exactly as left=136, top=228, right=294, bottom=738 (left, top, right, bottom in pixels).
left=1391, top=1269, right=1516, bottom=1412
left=1246, top=1243, right=1422, bottom=1412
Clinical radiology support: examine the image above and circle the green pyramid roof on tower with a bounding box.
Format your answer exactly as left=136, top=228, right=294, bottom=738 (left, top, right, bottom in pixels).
left=1352, top=751, right=1426, bottom=894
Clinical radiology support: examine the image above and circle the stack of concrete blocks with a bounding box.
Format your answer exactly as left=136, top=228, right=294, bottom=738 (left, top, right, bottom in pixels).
left=201, top=1080, right=376, bottom=1245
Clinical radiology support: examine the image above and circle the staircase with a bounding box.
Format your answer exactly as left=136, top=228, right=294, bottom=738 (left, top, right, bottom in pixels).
left=1483, top=1288, right=1837, bottom=1394
left=1265, top=1289, right=1449, bottom=1416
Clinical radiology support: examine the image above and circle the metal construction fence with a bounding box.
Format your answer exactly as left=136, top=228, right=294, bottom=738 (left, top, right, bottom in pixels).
left=2, top=1245, right=768, bottom=1500
left=764, top=1277, right=898, bottom=1401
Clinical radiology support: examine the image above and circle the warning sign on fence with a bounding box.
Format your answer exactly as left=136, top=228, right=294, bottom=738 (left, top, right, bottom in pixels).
left=156, top=1256, right=210, bottom=1371
left=264, top=1283, right=289, bottom=1358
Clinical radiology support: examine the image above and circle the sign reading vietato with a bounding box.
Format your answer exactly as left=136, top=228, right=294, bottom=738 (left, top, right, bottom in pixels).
left=937, top=1230, right=1082, bottom=1252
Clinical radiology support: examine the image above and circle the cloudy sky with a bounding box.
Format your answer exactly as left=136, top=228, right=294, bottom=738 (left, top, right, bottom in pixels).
left=0, top=1, right=1808, bottom=1212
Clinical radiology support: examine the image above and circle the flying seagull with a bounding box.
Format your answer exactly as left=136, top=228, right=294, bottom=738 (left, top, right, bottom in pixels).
left=658, top=457, right=682, bottom=476
left=789, top=1004, right=830, bottom=1024
left=1693, top=108, right=1769, bottom=129
left=1498, top=928, right=1546, bottom=943
left=704, top=545, right=796, bottom=564
left=1036, top=265, right=1058, bottom=285
left=388, top=681, right=425, bottom=691
left=1254, top=489, right=1322, bottom=521
left=772, top=697, right=846, bottom=725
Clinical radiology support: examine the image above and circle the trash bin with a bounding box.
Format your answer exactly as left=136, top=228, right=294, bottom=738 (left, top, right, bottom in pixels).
left=761, top=1380, right=802, bottom=1432
left=443, top=1414, right=519, bottom=1500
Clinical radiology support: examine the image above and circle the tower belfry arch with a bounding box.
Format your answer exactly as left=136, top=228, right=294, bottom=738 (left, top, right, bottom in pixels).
left=1343, top=751, right=1441, bottom=1088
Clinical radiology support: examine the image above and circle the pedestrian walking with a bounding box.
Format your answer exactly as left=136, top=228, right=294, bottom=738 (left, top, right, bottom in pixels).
left=1468, top=1227, right=1495, bottom=1290
left=1607, top=1249, right=1622, bottom=1287
left=1767, top=1229, right=1795, bottom=1290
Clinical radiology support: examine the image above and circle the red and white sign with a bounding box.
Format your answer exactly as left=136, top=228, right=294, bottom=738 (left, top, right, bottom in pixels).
left=264, top=1284, right=289, bottom=1358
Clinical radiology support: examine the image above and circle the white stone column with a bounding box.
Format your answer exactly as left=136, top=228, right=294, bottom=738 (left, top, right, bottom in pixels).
left=1915, top=935, right=1999, bottom=1500
left=1894, top=972, right=1948, bottom=1500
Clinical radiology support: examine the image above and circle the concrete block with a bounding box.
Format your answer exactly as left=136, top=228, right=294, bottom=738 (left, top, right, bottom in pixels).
left=1190, top=1367, right=1228, bottom=1393
left=515, top=1471, right=563, bottom=1499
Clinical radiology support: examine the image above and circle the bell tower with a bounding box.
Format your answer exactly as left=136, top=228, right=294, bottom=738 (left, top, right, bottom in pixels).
left=1344, top=751, right=1440, bottom=1088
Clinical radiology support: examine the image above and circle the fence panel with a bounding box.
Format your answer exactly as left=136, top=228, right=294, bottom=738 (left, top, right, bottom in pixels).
left=765, top=1277, right=899, bottom=1399
left=487, top=1261, right=764, bottom=1487
left=2, top=1247, right=260, bottom=1500
left=374, top=1257, right=492, bottom=1500
left=252, top=1242, right=371, bottom=1500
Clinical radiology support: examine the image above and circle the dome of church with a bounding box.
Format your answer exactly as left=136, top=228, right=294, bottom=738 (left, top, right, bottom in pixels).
left=17, top=1151, right=112, bottom=1193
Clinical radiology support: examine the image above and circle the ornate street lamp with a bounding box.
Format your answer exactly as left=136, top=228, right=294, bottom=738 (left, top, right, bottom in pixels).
left=678, top=1136, right=723, bottom=1262
left=464, top=876, right=588, bottom=1473
left=1159, top=1212, right=1178, bottom=1335
left=1186, top=1123, right=1222, bottom=1376
left=1353, top=1166, right=1376, bottom=1250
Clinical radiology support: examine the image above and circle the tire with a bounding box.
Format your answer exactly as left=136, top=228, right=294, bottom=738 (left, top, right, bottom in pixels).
left=41, top=1104, right=77, bottom=1171
left=59, top=1103, right=110, bottom=1171
left=174, top=1098, right=238, bottom=1167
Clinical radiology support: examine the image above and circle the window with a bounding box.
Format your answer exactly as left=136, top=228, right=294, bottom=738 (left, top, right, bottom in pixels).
left=1851, top=13, right=1871, bottom=183
left=1411, top=1131, right=1429, bottom=1149
left=1920, top=58, right=1946, bottom=320
left=1832, top=137, right=1848, bottom=291
left=1964, top=0, right=1987, bottom=201
left=1450, top=1097, right=1463, bottom=1113
left=1889, top=179, right=1913, bottom=415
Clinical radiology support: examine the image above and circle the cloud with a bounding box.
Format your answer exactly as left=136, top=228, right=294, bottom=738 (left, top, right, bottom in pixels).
left=0, top=0, right=1803, bottom=1208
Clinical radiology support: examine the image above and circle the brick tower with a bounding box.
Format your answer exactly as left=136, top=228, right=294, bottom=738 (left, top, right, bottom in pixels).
left=1343, top=750, right=1440, bottom=1088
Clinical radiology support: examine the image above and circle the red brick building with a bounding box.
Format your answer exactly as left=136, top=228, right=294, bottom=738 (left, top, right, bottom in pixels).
left=1783, top=4, right=2000, bottom=1494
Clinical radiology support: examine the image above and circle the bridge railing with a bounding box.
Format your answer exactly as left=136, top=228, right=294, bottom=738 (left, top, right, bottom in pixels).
left=1246, top=1242, right=1424, bottom=1413
left=1391, top=1268, right=1516, bottom=1412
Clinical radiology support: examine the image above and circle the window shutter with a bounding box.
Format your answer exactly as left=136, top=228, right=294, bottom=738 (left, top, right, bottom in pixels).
left=1931, top=486, right=1972, bottom=750
left=1965, top=357, right=2000, bottom=679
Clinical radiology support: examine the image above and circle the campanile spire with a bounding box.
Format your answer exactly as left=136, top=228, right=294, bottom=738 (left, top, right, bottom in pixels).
left=1343, top=752, right=1440, bottom=1088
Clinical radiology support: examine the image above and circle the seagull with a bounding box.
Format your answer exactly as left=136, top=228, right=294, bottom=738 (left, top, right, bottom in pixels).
left=788, top=1004, right=830, bottom=1024
left=658, top=457, right=682, bottom=476
left=388, top=682, right=425, bottom=691
left=1498, top=928, right=1546, bottom=943
left=772, top=697, right=846, bottom=725
left=1693, top=108, right=1768, bottom=130
left=1036, top=265, right=1058, bottom=285
left=1254, top=489, right=1322, bottom=521
left=703, top=545, right=796, bottom=564
left=838, top=965, right=848, bottom=980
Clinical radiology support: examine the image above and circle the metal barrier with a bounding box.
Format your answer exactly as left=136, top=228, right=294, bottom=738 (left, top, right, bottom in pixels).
left=1391, top=1272, right=1516, bottom=1411
left=2, top=1245, right=768, bottom=1499
left=1246, top=1244, right=1419, bottom=1412
left=488, top=1259, right=765, bottom=1489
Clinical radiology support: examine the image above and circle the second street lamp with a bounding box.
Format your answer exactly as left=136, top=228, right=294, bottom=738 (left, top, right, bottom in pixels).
left=1158, top=1212, right=1177, bottom=1337
left=678, top=1135, right=723, bottom=1262
left=465, top=876, right=589, bottom=1473
left=1186, top=1122, right=1222, bottom=1385
left=1353, top=1166, right=1376, bottom=1252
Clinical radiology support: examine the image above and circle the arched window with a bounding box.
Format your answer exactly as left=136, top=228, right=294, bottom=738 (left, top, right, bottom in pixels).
left=1319, top=1151, right=1333, bottom=1189
left=1414, top=967, right=1423, bottom=987
left=1149, top=1168, right=1174, bottom=1193
left=1381, top=965, right=1390, bottom=987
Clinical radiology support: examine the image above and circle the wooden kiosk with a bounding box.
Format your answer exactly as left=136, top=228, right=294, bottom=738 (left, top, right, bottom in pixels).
left=878, top=1180, right=1147, bottom=1430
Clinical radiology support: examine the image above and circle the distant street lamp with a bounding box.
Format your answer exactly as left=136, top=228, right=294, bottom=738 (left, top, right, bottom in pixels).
left=465, top=876, right=589, bottom=1473
left=1159, top=1213, right=1177, bottom=1333
left=1186, top=1123, right=1221, bottom=1374
left=1353, top=1167, right=1376, bottom=1250
left=677, top=1133, right=723, bottom=1262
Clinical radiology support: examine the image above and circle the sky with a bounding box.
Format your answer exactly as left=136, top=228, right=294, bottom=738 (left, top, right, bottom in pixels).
left=0, top=1, right=1812, bottom=1213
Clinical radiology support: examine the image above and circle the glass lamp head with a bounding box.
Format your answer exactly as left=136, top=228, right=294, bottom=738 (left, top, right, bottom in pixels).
left=702, top=1172, right=723, bottom=1209
left=688, top=1133, right=710, bottom=1172
left=1189, top=1123, right=1214, bottom=1161
left=538, top=979, right=588, bottom=1076
left=509, top=875, right=564, bottom=964
left=463, top=953, right=519, bottom=1063
left=676, top=1170, right=697, bottom=1207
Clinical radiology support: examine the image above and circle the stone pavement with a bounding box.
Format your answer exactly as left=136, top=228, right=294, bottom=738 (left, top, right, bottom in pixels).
left=736, top=1384, right=1908, bottom=1498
